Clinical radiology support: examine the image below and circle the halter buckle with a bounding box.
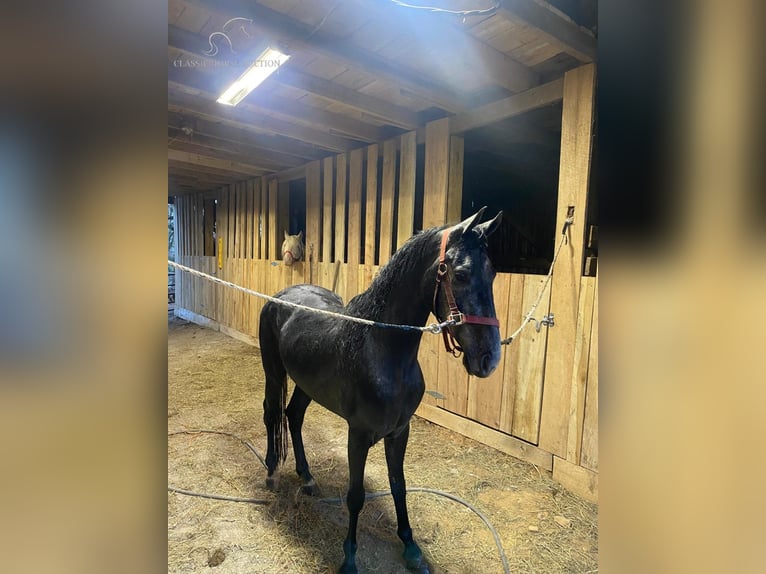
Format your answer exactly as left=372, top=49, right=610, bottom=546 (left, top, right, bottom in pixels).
left=447, top=311, right=464, bottom=325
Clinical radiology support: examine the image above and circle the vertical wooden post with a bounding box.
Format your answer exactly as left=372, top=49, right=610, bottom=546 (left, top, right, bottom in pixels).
left=422, top=117, right=450, bottom=229
left=347, top=148, right=364, bottom=299
left=397, top=131, right=417, bottom=249
left=378, top=140, right=396, bottom=264
left=335, top=153, right=348, bottom=263
left=447, top=135, right=464, bottom=223
left=538, top=63, right=596, bottom=457
left=260, top=178, right=269, bottom=260
left=420, top=117, right=452, bottom=405
left=322, top=156, right=334, bottom=263
left=253, top=179, right=261, bottom=259
left=268, top=178, right=278, bottom=260
left=364, top=144, right=378, bottom=269
left=278, top=180, right=290, bottom=251
left=305, top=161, right=321, bottom=284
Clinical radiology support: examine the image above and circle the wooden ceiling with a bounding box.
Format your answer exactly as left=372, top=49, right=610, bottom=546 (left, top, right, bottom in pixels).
left=168, top=0, right=596, bottom=196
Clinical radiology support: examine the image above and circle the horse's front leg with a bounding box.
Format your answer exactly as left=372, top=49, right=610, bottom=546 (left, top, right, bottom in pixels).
left=339, top=428, right=372, bottom=574
left=385, top=423, right=430, bottom=574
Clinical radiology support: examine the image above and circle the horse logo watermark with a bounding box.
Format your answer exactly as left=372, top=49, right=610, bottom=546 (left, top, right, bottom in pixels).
left=203, top=17, right=254, bottom=57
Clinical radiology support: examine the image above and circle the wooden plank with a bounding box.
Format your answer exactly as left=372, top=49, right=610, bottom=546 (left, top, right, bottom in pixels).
left=511, top=275, right=552, bottom=444
left=167, top=148, right=264, bottom=176
left=498, top=274, right=526, bottom=434
left=378, top=140, right=396, bottom=264
left=450, top=78, right=564, bottom=134
left=322, top=156, right=334, bottom=263
left=364, top=144, right=378, bottom=265
left=236, top=183, right=244, bottom=258
left=278, top=181, right=290, bottom=247
left=497, top=1, right=597, bottom=62
left=580, top=277, right=598, bottom=470
left=203, top=198, right=215, bottom=256
left=347, top=149, right=363, bottom=300
left=268, top=178, right=278, bottom=260
left=335, top=153, right=348, bottom=263
left=565, top=276, right=597, bottom=464
left=396, top=131, right=416, bottom=249
left=423, top=118, right=450, bottom=229
left=416, top=403, right=553, bottom=471
left=539, top=63, right=596, bottom=457
left=253, top=178, right=262, bottom=259
left=248, top=179, right=256, bottom=259
left=467, top=274, right=511, bottom=428
left=447, top=136, right=464, bottom=223
left=260, top=178, right=269, bottom=260
left=552, top=456, right=598, bottom=503
left=305, top=161, right=322, bottom=283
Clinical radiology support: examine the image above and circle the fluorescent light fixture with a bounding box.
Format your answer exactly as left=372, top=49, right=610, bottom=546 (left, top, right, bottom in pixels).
left=216, top=47, right=290, bottom=106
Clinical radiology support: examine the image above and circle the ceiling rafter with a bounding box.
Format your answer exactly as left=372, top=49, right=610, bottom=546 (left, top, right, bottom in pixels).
left=497, top=0, right=596, bottom=62
left=180, top=0, right=471, bottom=112
left=168, top=66, right=387, bottom=143
left=345, top=0, right=539, bottom=93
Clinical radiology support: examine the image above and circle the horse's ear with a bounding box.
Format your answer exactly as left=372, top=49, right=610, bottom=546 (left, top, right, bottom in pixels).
left=284, top=230, right=289, bottom=240
left=456, top=206, right=488, bottom=236
left=475, top=211, right=503, bottom=238
left=298, top=230, right=303, bottom=241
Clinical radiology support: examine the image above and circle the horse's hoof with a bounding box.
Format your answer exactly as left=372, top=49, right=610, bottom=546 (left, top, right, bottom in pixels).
left=300, top=479, right=320, bottom=497
left=265, top=475, right=279, bottom=491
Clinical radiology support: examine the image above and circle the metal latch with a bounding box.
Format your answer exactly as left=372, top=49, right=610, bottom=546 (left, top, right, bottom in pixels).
left=535, top=313, right=555, bottom=332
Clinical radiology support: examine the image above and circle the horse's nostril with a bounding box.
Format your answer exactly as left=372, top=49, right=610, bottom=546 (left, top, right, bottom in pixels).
left=480, top=353, right=492, bottom=373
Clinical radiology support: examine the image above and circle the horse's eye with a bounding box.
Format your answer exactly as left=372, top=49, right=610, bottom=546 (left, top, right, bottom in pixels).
left=454, top=270, right=469, bottom=283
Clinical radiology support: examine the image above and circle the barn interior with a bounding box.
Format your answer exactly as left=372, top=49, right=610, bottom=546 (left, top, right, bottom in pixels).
left=168, top=0, right=598, bottom=510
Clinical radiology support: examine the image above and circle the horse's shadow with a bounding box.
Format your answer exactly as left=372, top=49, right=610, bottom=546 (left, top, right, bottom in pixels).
left=250, top=444, right=429, bottom=573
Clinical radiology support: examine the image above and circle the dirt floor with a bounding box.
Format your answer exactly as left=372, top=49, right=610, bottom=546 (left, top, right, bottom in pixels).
left=168, top=316, right=598, bottom=573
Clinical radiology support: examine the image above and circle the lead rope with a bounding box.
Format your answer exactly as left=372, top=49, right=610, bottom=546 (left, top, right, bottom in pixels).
left=500, top=215, right=574, bottom=346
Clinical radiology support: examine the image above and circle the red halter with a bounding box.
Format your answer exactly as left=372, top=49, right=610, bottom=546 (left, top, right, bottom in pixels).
left=433, top=227, right=500, bottom=357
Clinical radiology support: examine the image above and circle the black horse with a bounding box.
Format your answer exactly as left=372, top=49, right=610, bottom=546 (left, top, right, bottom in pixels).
left=259, top=207, right=503, bottom=573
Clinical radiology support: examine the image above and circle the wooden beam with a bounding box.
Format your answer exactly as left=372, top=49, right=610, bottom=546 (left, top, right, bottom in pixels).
left=539, top=63, right=596, bottom=457
left=423, top=118, right=451, bottom=228
left=451, top=78, right=564, bottom=134
left=396, top=131, right=416, bottom=249
left=305, top=161, right=322, bottom=282
left=346, top=0, right=539, bottom=93
left=169, top=111, right=325, bottom=161
left=378, top=140, right=396, bottom=264
left=180, top=0, right=470, bottom=112
left=273, top=69, right=421, bottom=130
left=552, top=456, right=598, bottom=502
left=168, top=138, right=292, bottom=173
left=168, top=67, right=383, bottom=143
left=416, top=403, right=553, bottom=470
left=168, top=149, right=264, bottom=176
left=335, top=154, right=348, bottom=263
left=364, top=144, right=379, bottom=265
left=168, top=88, right=356, bottom=152
left=322, top=157, right=334, bottom=263
left=498, top=0, right=597, bottom=62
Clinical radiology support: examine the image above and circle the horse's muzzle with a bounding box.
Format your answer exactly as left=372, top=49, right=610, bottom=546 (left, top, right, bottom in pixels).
left=464, top=351, right=499, bottom=378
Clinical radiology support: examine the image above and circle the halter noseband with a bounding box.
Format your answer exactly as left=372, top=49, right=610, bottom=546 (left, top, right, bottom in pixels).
left=433, top=227, right=500, bottom=357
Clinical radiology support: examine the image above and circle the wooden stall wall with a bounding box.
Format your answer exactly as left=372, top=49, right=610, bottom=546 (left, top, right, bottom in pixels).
left=173, top=64, right=598, bottom=502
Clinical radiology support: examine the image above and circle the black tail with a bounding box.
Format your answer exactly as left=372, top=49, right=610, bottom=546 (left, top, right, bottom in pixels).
left=260, top=303, right=289, bottom=469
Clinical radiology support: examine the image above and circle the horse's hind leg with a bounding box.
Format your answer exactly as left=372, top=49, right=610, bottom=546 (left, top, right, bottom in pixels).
left=286, top=386, right=319, bottom=495
left=385, top=424, right=430, bottom=573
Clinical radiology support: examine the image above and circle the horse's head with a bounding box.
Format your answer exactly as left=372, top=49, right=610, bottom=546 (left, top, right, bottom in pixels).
left=281, top=231, right=304, bottom=266
left=433, top=207, right=503, bottom=378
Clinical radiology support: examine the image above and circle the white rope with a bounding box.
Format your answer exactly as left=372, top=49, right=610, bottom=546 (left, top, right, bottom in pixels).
left=500, top=217, right=573, bottom=345
left=168, top=260, right=455, bottom=335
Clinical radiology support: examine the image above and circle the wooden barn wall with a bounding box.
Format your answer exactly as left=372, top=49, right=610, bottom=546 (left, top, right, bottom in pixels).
left=173, top=64, right=598, bottom=501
